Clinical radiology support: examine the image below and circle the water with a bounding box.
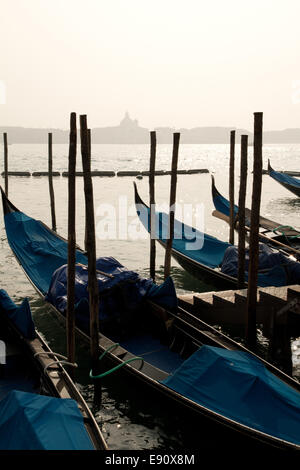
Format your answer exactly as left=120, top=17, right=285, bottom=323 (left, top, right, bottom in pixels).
left=0, top=142, right=300, bottom=449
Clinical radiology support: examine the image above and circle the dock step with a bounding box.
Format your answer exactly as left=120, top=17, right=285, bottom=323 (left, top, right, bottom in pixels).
left=187, top=284, right=300, bottom=331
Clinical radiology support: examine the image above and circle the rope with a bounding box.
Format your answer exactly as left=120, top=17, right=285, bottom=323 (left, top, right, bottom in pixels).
left=44, top=360, right=78, bottom=374
left=34, top=352, right=68, bottom=360
left=89, top=343, right=144, bottom=379
left=272, top=225, right=300, bottom=238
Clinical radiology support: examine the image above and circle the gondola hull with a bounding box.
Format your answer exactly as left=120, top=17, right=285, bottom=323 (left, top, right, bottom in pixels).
left=211, top=175, right=300, bottom=255
left=134, top=182, right=300, bottom=289
left=0, top=290, right=107, bottom=450
left=134, top=182, right=240, bottom=290
left=1, top=187, right=300, bottom=451
left=165, top=242, right=238, bottom=289
left=268, top=160, right=300, bottom=198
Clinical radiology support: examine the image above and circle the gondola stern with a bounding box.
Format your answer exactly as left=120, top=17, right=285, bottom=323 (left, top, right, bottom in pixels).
left=133, top=181, right=149, bottom=209
left=267, top=159, right=273, bottom=173
left=211, top=174, right=222, bottom=201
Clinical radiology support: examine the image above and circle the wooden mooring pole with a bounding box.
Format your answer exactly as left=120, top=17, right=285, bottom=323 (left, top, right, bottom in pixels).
left=48, top=133, right=57, bottom=232
left=84, top=129, right=92, bottom=253
left=164, top=132, right=180, bottom=280
left=229, top=130, right=235, bottom=245
left=237, top=135, right=248, bottom=289
left=80, top=116, right=99, bottom=367
left=246, top=112, right=263, bottom=347
left=3, top=133, right=8, bottom=196
left=149, top=131, right=157, bottom=281
left=67, top=113, right=77, bottom=367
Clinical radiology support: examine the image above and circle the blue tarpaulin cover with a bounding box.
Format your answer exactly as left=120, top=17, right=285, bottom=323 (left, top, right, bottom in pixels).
left=3, top=211, right=177, bottom=331
left=136, top=197, right=231, bottom=269
left=4, top=211, right=87, bottom=295
left=0, top=289, right=35, bottom=339
left=46, top=257, right=177, bottom=333
left=221, top=243, right=300, bottom=286
left=269, top=168, right=300, bottom=189
left=136, top=194, right=298, bottom=286
left=0, top=390, right=94, bottom=450
left=162, top=345, right=300, bottom=445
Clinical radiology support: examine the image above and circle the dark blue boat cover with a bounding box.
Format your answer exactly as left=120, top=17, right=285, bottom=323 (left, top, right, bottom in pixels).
left=136, top=199, right=231, bottom=269
left=136, top=197, right=299, bottom=286
left=4, top=211, right=88, bottom=295
left=220, top=243, right=300, bottom=286
left=4, top=211, right=177, bottom=332
left=0, top=390, right=94, bottom=450
left=162, top=345, right=300, bottom=445
left=269, top=168, right=300, bottom=189
left=46, top=257, right=177, bottom=333
left=213, top=187, right=239, bottom=220
left=0, top=289, right=35, bottom=339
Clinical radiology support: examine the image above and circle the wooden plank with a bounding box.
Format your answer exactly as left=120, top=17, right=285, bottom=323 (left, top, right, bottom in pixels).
left=32, top=171, right=60, bottom=177
left=212, top=294, right=236, bottom=307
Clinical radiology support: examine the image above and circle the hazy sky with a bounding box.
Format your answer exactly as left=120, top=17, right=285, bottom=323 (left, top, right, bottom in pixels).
left=1, top=0, right=300, bottom=130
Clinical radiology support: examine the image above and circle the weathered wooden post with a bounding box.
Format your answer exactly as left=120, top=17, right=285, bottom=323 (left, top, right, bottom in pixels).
left=67, top=113, right=77, bottom=367
left=149, top=131, right=157, bottom=281
left=164, top=132, right=180, bottom=280
left=237, top=135, right=248, bottom=288
left=245, top=113, right=263, bottom=347
left=80, top=116, right=99, bottom=367
left=229, top=130, right=235, bottom=245
left=84, top=129, right=92, bottom=253
left=48, top=133, right=57, bottom=232
left=3, top=133, right=8, bottom=196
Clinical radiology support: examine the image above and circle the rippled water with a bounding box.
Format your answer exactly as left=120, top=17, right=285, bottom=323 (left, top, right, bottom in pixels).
left=0, top=142, right=299, bottom=449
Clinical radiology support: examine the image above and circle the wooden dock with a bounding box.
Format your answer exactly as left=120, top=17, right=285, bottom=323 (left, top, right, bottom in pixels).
left=178, top=284, right=300, bottom=337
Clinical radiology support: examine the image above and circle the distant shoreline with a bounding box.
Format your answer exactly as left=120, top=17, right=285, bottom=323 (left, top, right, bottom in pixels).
left=1, top=114, right=300, bottom=145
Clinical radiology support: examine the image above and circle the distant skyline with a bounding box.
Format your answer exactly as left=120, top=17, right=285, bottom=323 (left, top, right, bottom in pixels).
left=1, top=0, right=300, bottom=131
left=2, top=112, right=300, bottom=144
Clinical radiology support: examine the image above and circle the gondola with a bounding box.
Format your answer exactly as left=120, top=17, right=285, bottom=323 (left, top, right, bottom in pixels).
left=134, top=183, right=300, bottom=289
left=134, top=182, right=238, bottom=289
left=268, top=160, right=300, bottom=198
left=1, top=187, right=300, bottom=451
left=211, top=175, right=300, bottom=256
left=0, top=289, right=107, bottom=450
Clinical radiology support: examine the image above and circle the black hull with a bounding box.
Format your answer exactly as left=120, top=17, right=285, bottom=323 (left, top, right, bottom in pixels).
left=268, top=160, right=300, bottom=198
left=275, top=180, right=300, bottom=198
left=162, top=241, right=238, bottom=289
left=211, top=175, right=300, bottom=257
left=0, top=297, right=107, bottom=450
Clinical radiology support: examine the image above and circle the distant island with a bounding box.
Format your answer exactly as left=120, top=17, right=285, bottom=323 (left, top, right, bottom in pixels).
left=1, top=112, right=300, bottom=144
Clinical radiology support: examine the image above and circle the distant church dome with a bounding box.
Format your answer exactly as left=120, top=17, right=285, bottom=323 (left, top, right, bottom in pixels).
left=120, top=112, right=139, bottom=128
